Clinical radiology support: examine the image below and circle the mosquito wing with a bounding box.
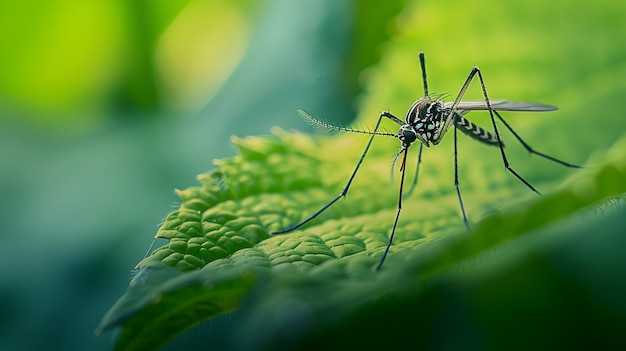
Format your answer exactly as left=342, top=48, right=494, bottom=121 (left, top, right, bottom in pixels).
left=443, top=100, right=557, bottom=112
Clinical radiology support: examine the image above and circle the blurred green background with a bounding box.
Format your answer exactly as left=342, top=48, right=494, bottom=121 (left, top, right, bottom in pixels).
left=0, top=1, right=365, bottom=350
left=0, top=0, right=623, bottom=350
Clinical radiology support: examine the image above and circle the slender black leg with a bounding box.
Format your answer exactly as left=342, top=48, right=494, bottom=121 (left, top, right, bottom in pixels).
left=443, top=67, right=481, bottom=228
left=446, top=66, right=553, bottom=225
left=454, top=126, right=470, bottom=229
left=273, top=112, right=401, bottom=234
left=376, top=145, right=409, bottom=271
left=411, top=51, right=427, bottom=198
left=471, top=69, right=547, bottom=195
left=436, top=67, right=480, bottom=139
left=404, top=143, right=424, bottom=197
left=493, top=111, right=583, bottom=168
left=451, top=67, right=556, bottom=196
left=419, top=51, right=429, bottom=96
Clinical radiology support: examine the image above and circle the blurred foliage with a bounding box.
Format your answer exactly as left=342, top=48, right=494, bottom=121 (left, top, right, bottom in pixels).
left=0, top=0, right=400, bottom=129
left=0, top=0, right=265, bottom=128
left=0, top=0, right=625, bottom=350
left=0, top=1, right=399, bottom=351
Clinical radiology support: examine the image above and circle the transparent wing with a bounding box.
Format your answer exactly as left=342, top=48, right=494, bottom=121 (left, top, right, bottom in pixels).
left=443, top=100, right=557, bottom=112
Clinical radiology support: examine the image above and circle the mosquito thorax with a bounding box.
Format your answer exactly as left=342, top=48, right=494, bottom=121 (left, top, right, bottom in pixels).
left=405, top=97, right=444, bottom=146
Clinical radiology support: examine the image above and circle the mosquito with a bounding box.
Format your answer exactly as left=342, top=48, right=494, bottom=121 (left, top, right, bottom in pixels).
left=273, top=52, right=581, bottom=271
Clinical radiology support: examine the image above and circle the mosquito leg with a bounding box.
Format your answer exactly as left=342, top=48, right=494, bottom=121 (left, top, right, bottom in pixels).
left=442, top=67, right=482, bottom=228
left=473, top=69, right=542, bottom=195
left=435, top=67, right=480, bottom=141
left=376, top=146, right=409, bottom=270
left=273, top=112, right=400, bottom=234
left=454, top=126, right=470, bottom=229
left=397, top=52, right=426, bottom=198
left=419, top=52, right=429, bottom=96
left=493, top=111, right=583, bottom=168
left=404, top=143, right=424, bottom=197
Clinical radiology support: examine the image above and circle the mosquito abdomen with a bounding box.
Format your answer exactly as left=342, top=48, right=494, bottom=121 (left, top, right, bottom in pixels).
left=454, top=113, right=502, bottom=146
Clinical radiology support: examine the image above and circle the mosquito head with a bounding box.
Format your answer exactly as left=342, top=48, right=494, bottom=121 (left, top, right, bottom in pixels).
left=397, top=124, right=417, bottom=146
left=404, top=97, right=445, bottom=146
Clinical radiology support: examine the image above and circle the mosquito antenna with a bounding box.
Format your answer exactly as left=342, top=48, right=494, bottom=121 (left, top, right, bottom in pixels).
left=419, top=51, right=429, bottom=96
left=298, top=110, right=396, bottom=137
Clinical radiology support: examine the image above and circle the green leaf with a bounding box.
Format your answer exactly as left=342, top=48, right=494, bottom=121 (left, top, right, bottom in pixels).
left=97, top=262, right=258, bottom=350
left=98, top=129, right=626, bottom=349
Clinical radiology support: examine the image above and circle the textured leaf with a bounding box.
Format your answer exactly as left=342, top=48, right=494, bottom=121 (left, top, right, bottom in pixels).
left=98, top=129, right=626, bottom=349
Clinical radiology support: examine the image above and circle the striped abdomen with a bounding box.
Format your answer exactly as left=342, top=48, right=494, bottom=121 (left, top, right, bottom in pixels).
left=453, top=112, right=502, bottom=146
